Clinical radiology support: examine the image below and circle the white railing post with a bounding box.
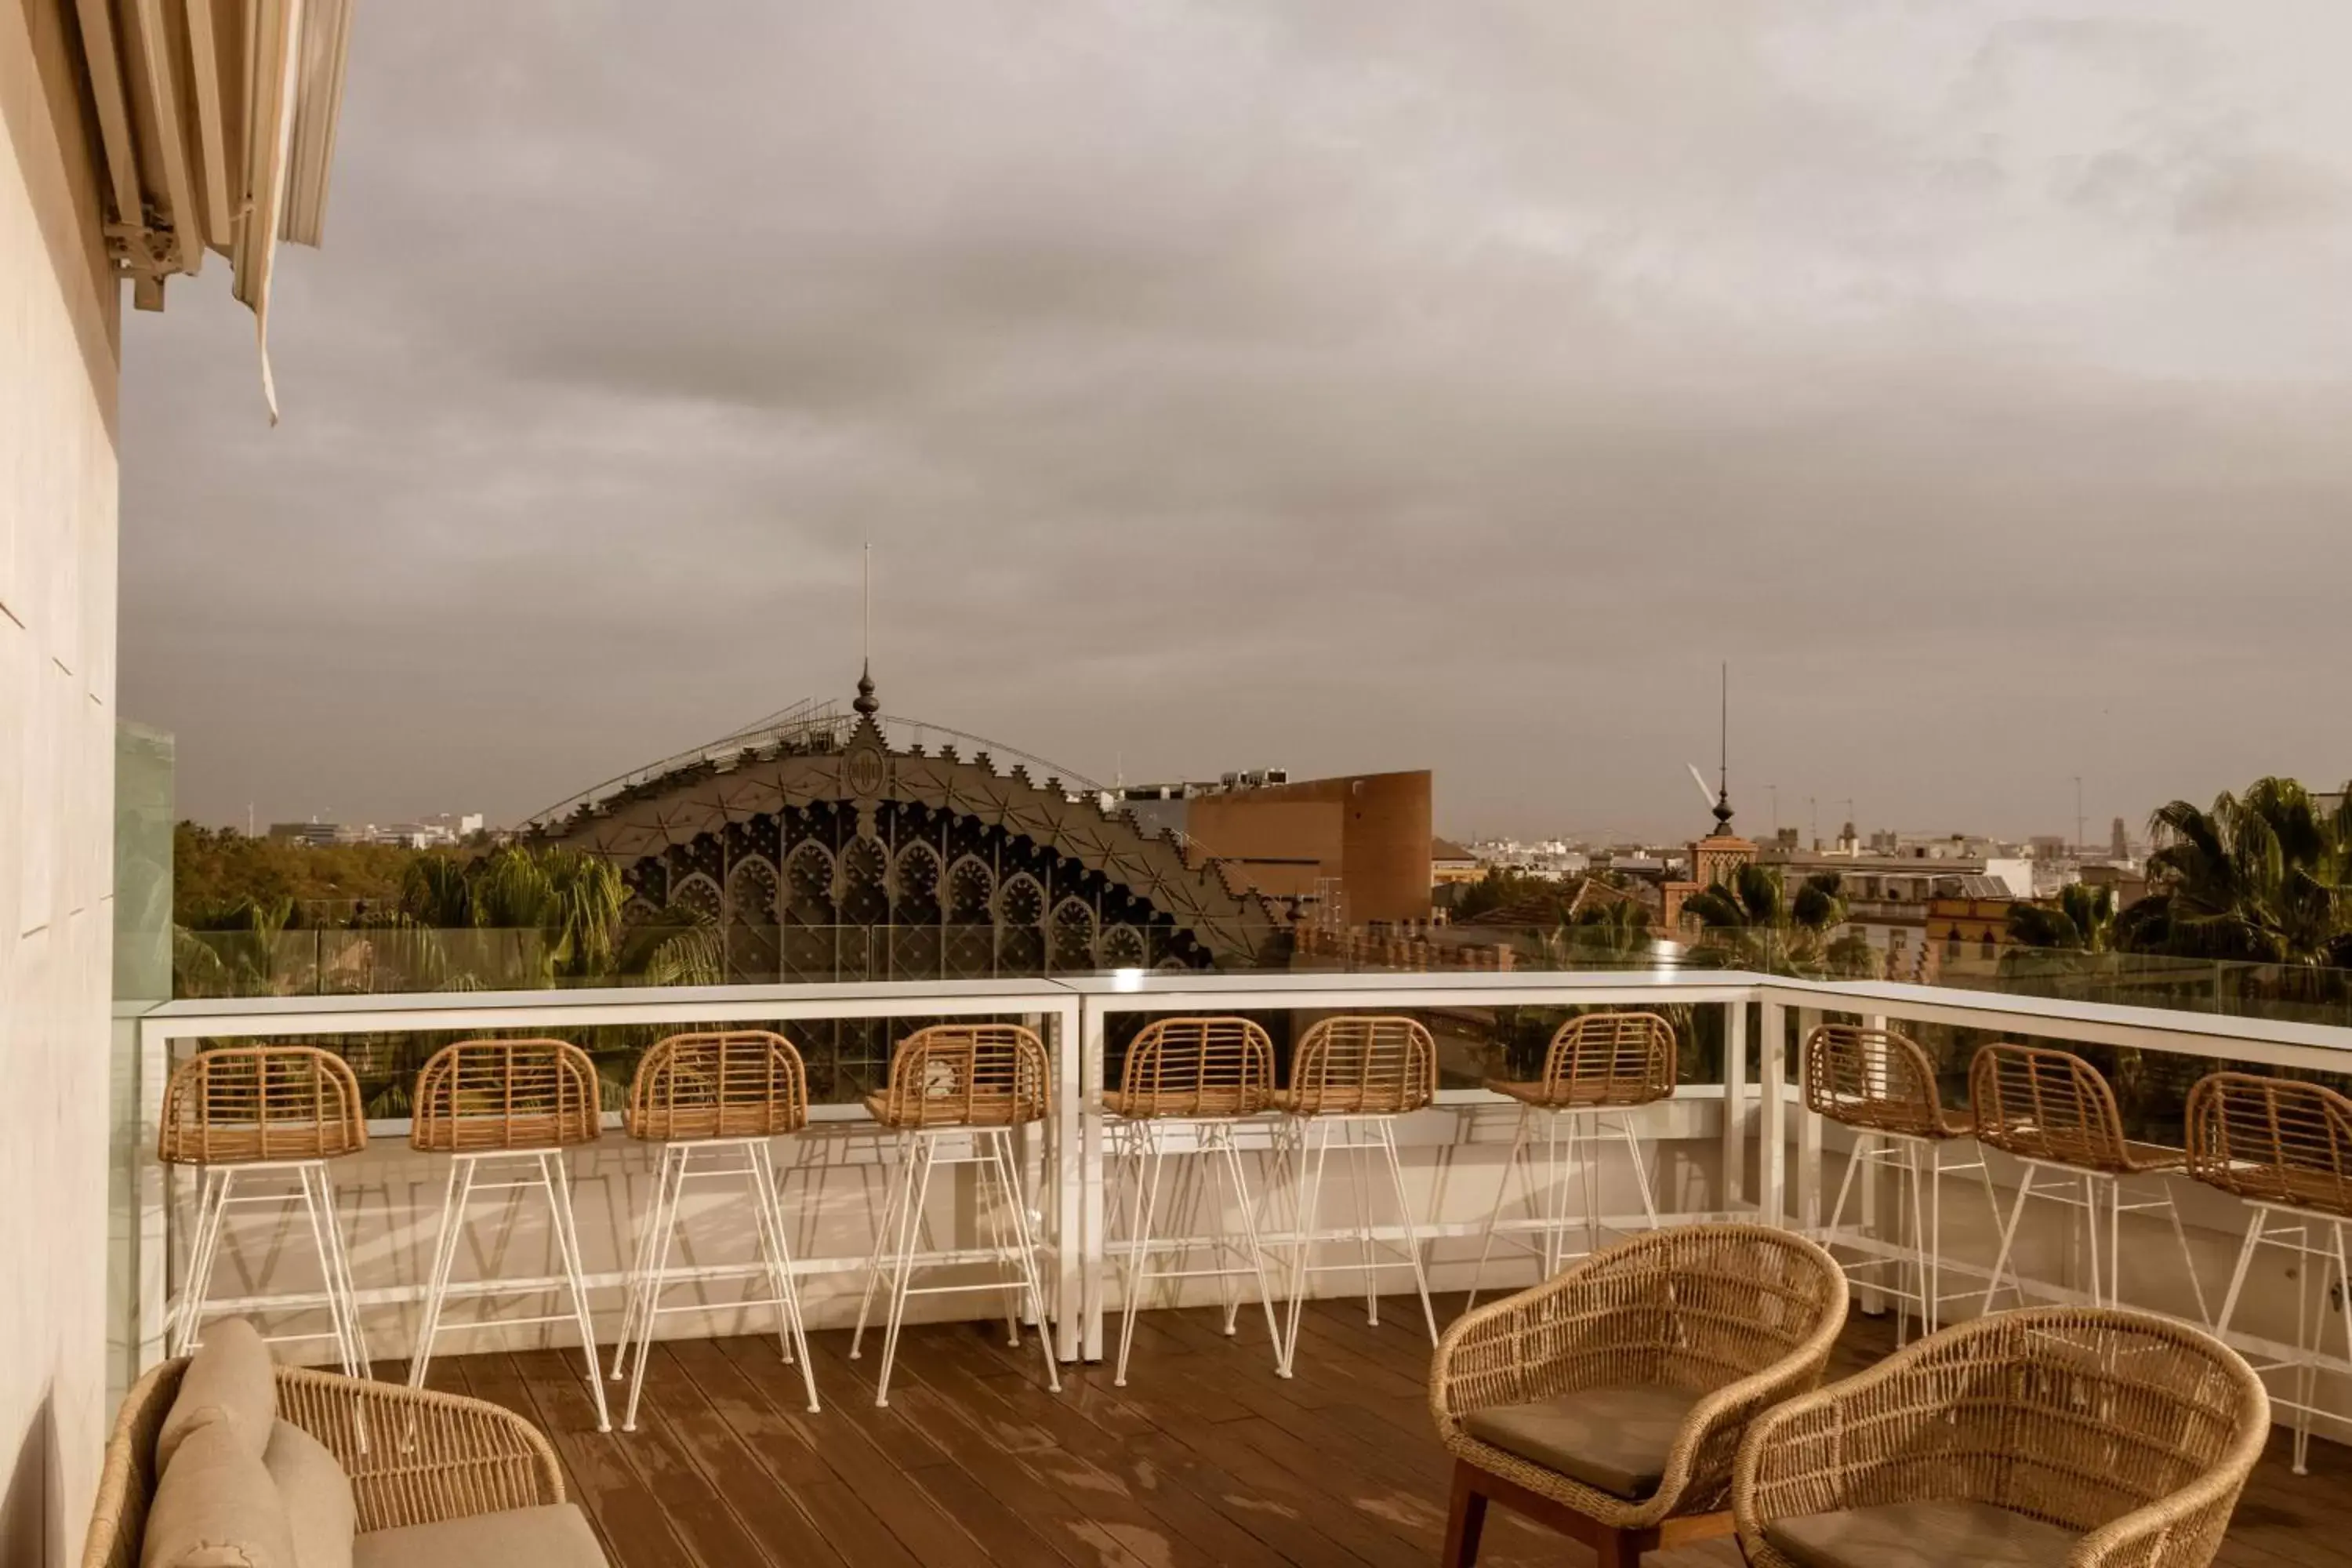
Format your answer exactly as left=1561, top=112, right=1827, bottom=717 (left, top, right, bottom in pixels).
left=1721, top=1000, right=1749, bottom=1213
left=1855, top=1011, right=1889, bottom=1313
left=1077, top=996, right=1108, bottom=1363
left=1759, top=999, right=1788, bottom=1226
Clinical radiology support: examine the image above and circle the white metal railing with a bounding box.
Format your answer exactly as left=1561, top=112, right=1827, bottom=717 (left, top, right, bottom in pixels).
left=132, top=967, right=2352, bottom=1419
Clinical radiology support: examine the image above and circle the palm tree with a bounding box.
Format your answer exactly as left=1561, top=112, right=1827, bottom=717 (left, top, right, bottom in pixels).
left=1682, top=864, right=1850, bottom=974
left=2129, top=778, right=2352, bottom=968
left=468, top=846, right=627, bottom=982
left=2006, top=883, right=2118, bottom=955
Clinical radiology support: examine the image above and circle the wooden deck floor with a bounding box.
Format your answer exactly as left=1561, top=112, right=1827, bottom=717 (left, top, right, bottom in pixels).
left=420, top=1297, right=2352, bottom=1568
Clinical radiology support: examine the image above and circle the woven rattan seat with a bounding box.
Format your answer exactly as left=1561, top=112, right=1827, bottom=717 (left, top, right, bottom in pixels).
left=1802, top=1025, right=1965, bottom=1138
left=1972, top=1044, right=2206, bottom=1321
left=625, top=1030, right=808, bottom=1142
left=159, top=1046, right=368, bottom=1166
left=1969, top=1043, right=2174, bottom=1174
left=407, top=1036, right=610, bottom=1429
left=1272, top=1014, right=1442, bottom=1359
left=1102, top=1017, right=1286, bottom=1383
left=1275, top=1014, right=1436, bottom=1116
left=1103, top=1016, right=1274, bottom=1120
left=614, top=1033, right=818, bottom=1425
left=2188, top=1071, right=2352, bottom=1475
left=410, top=1038, right=601, bottom=1153
left=851, top=1022, right=1060, bottom=1404
left=1482, top=1011, right=1675, bottom=1110
left=2187, top=1073, right=2352, bottom=1218
left=1733, top=1306, right=2270, bottom=1568
left=1468, top=1012, right=1679, bottom=1313
left=864, top=1023, right=1048, bottom=1130
left=158, top=1046, right=372, bottom=1377
left=1434, top=1224, right=1849, bottom=1566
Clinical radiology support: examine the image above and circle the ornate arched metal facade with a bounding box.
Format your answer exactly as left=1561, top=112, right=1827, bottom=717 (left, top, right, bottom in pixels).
left=527, top=709, right=1287, bottom=1097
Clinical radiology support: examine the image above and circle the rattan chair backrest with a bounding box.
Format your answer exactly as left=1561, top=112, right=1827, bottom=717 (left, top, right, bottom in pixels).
left=1116, top=1016, right=1275, bottom=1119
left=158, top=1046, right=368, bottom=1166
left=1803, top=1024, right=1955, bottom=1137
left=871, top=1023, right=1050, bottom=1129
left=410, top=1037, right=603, bottom=1153
left=1538, top=1011, right=1677, bottom=1105
left=1969, top=1043, right=2132, bottom=1172
left=2187, top=1072, right=2352, bottom=1218
left=1286, top=1014, right=1437, bottom=1117
left=626, top=1030, right=809, bottom=1142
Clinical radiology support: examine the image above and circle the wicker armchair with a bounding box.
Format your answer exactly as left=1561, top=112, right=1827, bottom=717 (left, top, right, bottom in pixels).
left=83, top=1356, right=568, bottom=1568
left=1971, top=1043, right=2208, bottom=1322
left=1733, top=1307, right=2270, bottom=1568
left=1431, top=1224, right=1848, bottom=1566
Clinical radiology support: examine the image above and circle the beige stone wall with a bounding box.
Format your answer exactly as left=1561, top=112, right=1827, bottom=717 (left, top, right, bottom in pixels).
left=1, top=8, right=121, bottom=1564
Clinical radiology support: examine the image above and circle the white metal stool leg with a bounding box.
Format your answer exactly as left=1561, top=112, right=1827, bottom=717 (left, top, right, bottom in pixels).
left=982, top=1127, right=1062, bottom=1393
left=542, top=1152, right=613, bottom=1432
left=172, top=1167, right=233, bottom=1358
left=1617, top=1118, right=1661, bottom=1230
left=610, top=1149, right=673, bottom=1381
left=1114, top=1125, right=1171, bottom=1387
left=1279, top=1119, right=1330, bottom=1372
left=1215, top=1128, right=1288, bottom=1374
left=850, top=1131, right=916, bottom=1362
left=871, top=1133, right=938, bottom=1408
left=1375, top=1120, right=1439, bottom=1346
left=1982, top=1161, right=2038, bottom=1313
left=1464, top=1105, right=1537, bottom=1312
left=747, top=1140, right=820, bottom=1413
left=408, top=1157, right=476, bottom=1394
left=1348, top=1130, right=1378, bottom=1326
left=621, top=1144, right=689, bottom=1432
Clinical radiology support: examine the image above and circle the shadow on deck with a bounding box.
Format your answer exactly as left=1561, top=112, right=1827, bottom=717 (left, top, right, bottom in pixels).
left=421, top=1297, right=2352, bottom=1568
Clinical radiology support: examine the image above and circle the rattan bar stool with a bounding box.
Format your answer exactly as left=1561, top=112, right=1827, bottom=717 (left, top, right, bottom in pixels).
left=1804, top=1023, right=2002, bottom=1344
left=408, top=1037, right=612, bottom=1431
left=609, top=1031, right=820, bottom=1429
left=1465, top=1011, right=1675, bottom=1311
left=1272, top=1014, right=1440, bottom=1368
left=1973, top=1042, right=2209, bottom=1325
left=849, top=1022, right=1062, bottom=1406
left=1105, top=1016, right=1287, bottom=1385
left=2188, top=1071, right=2352, bottom=1475
left=161, top=1046, right=372, bottom=1376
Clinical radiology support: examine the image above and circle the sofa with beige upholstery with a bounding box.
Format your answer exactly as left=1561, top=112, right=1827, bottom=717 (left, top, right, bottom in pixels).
left=84, top=1318, right=608, bottom=1568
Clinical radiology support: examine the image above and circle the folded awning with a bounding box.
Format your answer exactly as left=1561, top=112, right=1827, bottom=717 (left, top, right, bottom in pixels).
left=71, top=0, right=356, bottom=419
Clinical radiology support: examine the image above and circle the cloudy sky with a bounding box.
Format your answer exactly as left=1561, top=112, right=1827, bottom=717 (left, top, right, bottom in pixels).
left=122, top=1, right=2352, bottom=843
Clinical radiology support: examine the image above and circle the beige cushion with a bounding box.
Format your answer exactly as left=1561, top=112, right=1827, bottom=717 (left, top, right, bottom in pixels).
left=351, top=1504, right=605, bottom=1568
left=1461, top=1385, right=1701, bottom=1501
left=158, top=1319, right=277, bottom=1472
left=142, top=1418, right=298, bottom=1568
left=263, top=1420, right=356, bottom=1568
left=1766, top=1500, right=2081, bottom=1568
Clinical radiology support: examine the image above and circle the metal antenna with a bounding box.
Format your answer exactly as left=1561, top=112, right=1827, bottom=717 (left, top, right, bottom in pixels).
left=852, top=543, right=880, bottom=719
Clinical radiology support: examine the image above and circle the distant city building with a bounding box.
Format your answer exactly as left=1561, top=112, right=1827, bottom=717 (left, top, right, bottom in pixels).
left=2027, top=834, right=2069, bottom=860
left=1432, top=837, right=1481, bottom=890
left=266, top=819, right=353, bottom=847
left=1175, top=769, right=1432, bottom=924
left=269, top=812, right=481, bottom=849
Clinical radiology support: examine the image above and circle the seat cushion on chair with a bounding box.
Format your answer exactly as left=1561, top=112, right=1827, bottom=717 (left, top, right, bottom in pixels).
left=264, top=1420, right=356, bottom=1568
left=143, top=1417, right=299, bottom=1568
left=158, top=1317, right=277, bottom=1471
left=351, top=1504, right=607, bottom=1568
left=1461, top=1385, right=1701, bottom=1500
left=1764, top=1500, right=2082, bottom=1568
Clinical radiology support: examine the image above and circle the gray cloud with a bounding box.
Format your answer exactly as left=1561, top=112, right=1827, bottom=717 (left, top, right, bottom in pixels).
left=122, top=0, right=2352, bottom=842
